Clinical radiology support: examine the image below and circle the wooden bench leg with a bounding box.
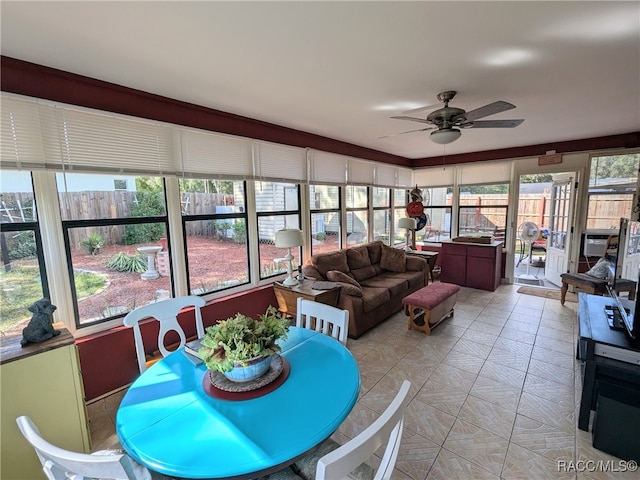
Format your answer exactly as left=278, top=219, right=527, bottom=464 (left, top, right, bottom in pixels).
left=561, top=281, right=568, bottom=306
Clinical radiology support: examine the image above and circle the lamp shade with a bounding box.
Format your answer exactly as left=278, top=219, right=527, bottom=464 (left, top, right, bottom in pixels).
left=398, top=217, right=417, bottom=230
left=275, top=228, right=304, bottom=248
left=430, top=128, right=462, bottom=145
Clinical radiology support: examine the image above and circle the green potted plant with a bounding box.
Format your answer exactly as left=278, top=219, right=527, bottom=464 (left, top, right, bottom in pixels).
left=198, top=306, right=290, bottom=382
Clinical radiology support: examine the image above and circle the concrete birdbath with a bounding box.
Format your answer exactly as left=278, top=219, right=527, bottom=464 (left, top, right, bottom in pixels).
left=137, top=245, right=162, bottom=280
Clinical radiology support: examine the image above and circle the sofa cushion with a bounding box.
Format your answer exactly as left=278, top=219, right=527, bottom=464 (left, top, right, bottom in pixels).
left=327, top=270, right=360, bottom=287
left=360, top=273, right=408, bottom=298
left=380, top=244, right=406, bottom=273
left=367, top=241, right=383, bottom=264
left=360, top=286, right=391, bottom=312
left=346, top=245, right=372, bottom=270
left=387, top=270, right=425, bottom=291
left=351, top=265, right=381, bottom=282
left=314, top=250, right=349, bottom=277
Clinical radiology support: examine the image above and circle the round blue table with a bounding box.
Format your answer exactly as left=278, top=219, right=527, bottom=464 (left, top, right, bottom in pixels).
left=116, top=327, right=360, bottom=479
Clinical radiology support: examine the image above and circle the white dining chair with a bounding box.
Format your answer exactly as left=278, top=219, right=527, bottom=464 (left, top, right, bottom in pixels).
left=123, top=295, right=206, bottom=373
left=296, top=297, right=349, bottom=346
left=16, top=415, right=158, bottom=480
left=269, top=380, right=412, bottom=480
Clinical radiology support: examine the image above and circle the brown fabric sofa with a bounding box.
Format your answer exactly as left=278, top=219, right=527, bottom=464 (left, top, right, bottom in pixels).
left=302, top=241, right=429, bottom=338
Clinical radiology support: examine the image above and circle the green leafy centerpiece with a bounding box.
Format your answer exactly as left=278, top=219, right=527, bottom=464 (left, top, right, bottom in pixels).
left=198, top=306, right=290, bottom=383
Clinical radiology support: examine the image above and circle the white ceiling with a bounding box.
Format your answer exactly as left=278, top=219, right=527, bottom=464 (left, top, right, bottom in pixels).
left=2, top=1, right=639, bottom=160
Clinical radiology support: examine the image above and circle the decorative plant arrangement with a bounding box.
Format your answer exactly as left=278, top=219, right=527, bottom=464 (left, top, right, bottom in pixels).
left=198, top=306, right=289, bottom=380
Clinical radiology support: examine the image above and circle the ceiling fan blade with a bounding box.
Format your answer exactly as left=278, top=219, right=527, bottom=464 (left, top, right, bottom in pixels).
left=400, top=103, right=441, bottom=115
left=390, top=115, right=433, bottom=125
left=464, top=119, right=524, bottom=128
left=378, top=127, right=435, bottom=139
left=462, top=101, right=516, bottom=122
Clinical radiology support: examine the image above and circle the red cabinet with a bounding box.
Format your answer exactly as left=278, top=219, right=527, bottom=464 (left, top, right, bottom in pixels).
left=440, top=241, right=503, bottom=291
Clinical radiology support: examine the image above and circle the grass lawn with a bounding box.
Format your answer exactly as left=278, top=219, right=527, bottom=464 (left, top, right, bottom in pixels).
left=0, top=264, right=106, bottom=333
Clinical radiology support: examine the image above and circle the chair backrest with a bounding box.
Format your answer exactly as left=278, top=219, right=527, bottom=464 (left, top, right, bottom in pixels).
left=316, top=380, right=412, bottom=480
left=123, top=295, right=206, bottom=373
left=16, top=416, right=151, bottom=480
left=296, top=297, right=349, bottom=346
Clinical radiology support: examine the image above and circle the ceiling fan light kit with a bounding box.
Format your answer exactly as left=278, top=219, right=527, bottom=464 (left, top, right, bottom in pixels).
left=388, top=90, right=524, bottom=144
left=430, top=128, right=461, bottom=144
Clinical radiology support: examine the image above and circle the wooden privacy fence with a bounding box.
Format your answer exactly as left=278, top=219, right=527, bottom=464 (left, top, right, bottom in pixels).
left=1, top=191, right=233, bottom=250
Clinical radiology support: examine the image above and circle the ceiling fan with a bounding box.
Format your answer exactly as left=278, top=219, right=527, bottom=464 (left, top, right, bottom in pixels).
left=383, top=91, right=524, bottom=144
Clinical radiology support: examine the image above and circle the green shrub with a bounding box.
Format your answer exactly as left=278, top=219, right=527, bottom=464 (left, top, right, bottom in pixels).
left=80, top=233, right=105, bottom=255
left=123, top=191, right=166, bottom=245
left=6, top=231, right=36, bottom=260
left=315, top=232, right=327, bottom=241
left=105, top=252, right=147, bottom=273
left=232, top=221, right=246, bottom=244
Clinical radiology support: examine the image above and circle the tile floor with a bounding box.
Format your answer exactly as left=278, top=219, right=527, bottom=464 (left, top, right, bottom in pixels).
left=87, top=284, right=637, bottom=480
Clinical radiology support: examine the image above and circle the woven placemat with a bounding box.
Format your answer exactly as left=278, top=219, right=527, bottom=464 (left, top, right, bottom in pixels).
left=208, top=354, right=284, bottom=392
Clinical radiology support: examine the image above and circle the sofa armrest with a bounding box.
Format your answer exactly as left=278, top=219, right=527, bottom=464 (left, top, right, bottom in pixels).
left=406, top=255, right=427, bottom=271
left=406, top=255, right=429, bottom=284
left=302, top=263, right=325, bottom=280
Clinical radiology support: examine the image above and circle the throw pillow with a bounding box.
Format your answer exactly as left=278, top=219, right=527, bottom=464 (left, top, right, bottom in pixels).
left=586, top=258, right=611, bottom=279
left=380, top=244, right=406, bottom=273
left=326, top=270, right=361, bottom=288
left=334, top=282, right=363, bottom=297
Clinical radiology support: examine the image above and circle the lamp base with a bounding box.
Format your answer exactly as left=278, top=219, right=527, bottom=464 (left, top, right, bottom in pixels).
left=282, top=275, right=299, bottom=286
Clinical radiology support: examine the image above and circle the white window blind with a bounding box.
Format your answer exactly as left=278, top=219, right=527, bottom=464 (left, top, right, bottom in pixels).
left=397, top=167, right=413, bottom=188
left=348, top=158, right=375, bottom=185
left=375, top=164, right=397, bottom=187
left=414, top=165, right=455, bottom=187
left=180, top=128, right=253, bottom=179
left=1, top=94, right=58, bottom=170
left=309, top=150, right=347, bottom=185
left=56, top=107, right=177, bottom=175
left=2, top=93, right=178, bottom=175
left=253, top=141, right=306, bottom=182
left=458, top=161, right=511, bottom=185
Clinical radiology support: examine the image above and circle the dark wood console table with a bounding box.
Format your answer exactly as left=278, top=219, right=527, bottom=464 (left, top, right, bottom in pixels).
left=577, top=294, right=640, bottom=432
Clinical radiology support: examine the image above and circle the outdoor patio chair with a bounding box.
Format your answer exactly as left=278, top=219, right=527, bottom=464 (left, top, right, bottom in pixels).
left=123, top=296, right=206, bottom=373
left=296, top=297, right=349, bottom=346
left=16, top=415, right=160, bottom=480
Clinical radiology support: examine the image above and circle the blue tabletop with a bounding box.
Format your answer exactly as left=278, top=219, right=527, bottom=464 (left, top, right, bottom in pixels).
left=116, top=327, right=360, bottom=479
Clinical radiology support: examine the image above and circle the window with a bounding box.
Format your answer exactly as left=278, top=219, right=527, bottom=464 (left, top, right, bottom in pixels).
left=57, top=173, right=171, bottom=327
left=345, top=185, right=369, bottom=247
left=180, top=178, right=249, bottom=295
left=587, top=154, right=640, bottom=229
left=458, top=183, right=508, bottom=237
left=114, top=179, right=128, bottom=190
left=309, top=184, right=341, bottom=255
left=420, top=186, right=453, bottom=242
left=372, top=187, right=391, bottom=245
left=393, top=188, right=409, bottom=247
left=0, top=171, right=49, bottom=335
left=255, top=182, right=301, bottom=280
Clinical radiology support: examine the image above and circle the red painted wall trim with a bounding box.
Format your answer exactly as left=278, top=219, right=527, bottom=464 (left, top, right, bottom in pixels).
left=3, top=56, right=638, bottom=171
left=76, top=285, right=277, bottom=401
left=0, top=56, right=411, bottom=168
left=412, top=132, right=640, bottom=168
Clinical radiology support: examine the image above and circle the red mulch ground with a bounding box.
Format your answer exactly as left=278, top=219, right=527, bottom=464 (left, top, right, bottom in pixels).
left=4, top=235, right=341, bottom=333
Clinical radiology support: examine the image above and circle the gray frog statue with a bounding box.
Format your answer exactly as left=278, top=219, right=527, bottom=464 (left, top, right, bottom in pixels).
left=21, top=298, right=60, bottom=347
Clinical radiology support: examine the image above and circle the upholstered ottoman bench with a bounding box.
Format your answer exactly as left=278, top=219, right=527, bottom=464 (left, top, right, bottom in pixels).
left=402, top=282, right=460, bottom=335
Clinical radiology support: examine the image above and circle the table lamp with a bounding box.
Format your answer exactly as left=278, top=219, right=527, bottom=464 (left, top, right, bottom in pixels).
left=275, top=228, right=305, bottom=286
left=398, top=217, right=417, bottom=251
